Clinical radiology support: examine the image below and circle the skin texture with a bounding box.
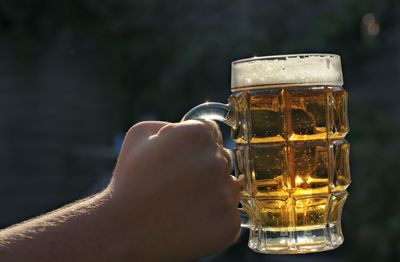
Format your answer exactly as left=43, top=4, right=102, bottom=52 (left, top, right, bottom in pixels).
left=0, top=120, right=241, bottom=262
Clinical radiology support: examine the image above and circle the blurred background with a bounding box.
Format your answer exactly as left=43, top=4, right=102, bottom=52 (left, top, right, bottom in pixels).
left=0, top=0, right=399, bottom=261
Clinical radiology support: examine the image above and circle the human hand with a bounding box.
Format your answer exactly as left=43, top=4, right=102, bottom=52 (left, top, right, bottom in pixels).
left=107, top=120, right=240, bottom=261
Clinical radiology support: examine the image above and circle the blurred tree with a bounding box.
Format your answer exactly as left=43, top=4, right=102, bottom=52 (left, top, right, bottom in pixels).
left=0, top=0, right=399, bottom=260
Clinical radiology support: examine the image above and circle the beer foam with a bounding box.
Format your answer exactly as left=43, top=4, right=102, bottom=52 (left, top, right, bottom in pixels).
left=231, top=54, right=343, bottom=89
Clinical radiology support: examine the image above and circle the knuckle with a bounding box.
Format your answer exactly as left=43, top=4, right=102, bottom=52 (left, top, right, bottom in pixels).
left=188, top=121, right=212, bottom=140
left=126, top=123, right=141, bottom=137
left=157, top=123, right=176, bottom=136
left=223, top=148, right=232, bottom=163
left=206, top=120, right=223, bottom=144
left=125, top=122, right=149, bottom=141
left=126, top=122, right=153, bottom=139
left=162, top=120, right=212, bottom=142
left=211, top=154, right=228, bottom=175
left=200, top=119, right=223, bottom=145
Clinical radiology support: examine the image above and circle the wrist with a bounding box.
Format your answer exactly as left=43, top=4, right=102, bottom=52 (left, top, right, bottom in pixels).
left=102, top=184, right=186, bottom=261
left=96, top=185, right=155, bottom=261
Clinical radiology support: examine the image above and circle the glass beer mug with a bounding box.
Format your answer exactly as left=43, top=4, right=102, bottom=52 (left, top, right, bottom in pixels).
left=182, top=54, right=351, bottom=254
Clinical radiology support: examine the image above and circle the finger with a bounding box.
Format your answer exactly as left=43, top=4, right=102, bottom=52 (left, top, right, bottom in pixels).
left=216, top=147, right=233, bottom=179
left=127, top=121, right=171, bottom=138
left=221, top=148, right=232, bottom=176
left=124, top=121, right=171, bottom=150
left=159, top=120, right=223, bottom=146
left=195, top=119, right=223, bottom=146
left=221, top=148, right=240, bottom=204
left=227, top=175, right=241, bottom=205
left=139, top=121, right=171, bottom=135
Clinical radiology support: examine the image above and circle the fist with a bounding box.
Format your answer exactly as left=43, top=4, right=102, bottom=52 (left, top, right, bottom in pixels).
left=108, top=120, right=240, bottom=261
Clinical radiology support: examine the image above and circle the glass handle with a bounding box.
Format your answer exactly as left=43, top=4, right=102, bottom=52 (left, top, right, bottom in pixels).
left=182, top=102, right=249, bottom=228
left=181, top=102, right=237, bottom=128
left=229, top=149, right=250, bottom=229
left=239, top=207, right=250, bottom=229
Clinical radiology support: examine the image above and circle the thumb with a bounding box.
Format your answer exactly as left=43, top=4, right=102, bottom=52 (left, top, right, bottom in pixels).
left=122, top=121, right=171, bottom=149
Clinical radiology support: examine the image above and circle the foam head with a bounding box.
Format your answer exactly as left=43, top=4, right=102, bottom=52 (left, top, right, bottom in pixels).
left=231, top=54, right=343, bottom=90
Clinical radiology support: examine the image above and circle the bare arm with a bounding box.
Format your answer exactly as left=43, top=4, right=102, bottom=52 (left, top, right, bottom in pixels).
left=0, top=120, right=240, bottom=262
left=0, top=191, right=120, bottom=262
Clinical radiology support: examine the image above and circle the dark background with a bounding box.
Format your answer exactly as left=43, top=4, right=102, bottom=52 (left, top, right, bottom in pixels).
left=0, top=0, right=399, bottom=261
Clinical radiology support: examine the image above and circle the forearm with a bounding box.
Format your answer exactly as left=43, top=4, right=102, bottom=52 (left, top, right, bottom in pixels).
left=0, top=121, right=240, bottom=261
left=0, top=189, right=127, bottom=262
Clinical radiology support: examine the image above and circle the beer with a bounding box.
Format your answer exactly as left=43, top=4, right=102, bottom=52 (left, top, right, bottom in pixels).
left=183, top=54, right=350, bottom=254
left=231, top=85, right=350, bottom=252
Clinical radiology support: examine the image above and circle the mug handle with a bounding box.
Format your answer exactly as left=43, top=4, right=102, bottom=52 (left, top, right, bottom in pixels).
left=181, top=102, right=250, bottom=229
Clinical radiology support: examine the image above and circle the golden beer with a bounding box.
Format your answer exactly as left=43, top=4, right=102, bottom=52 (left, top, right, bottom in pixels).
left=231, top=84, right=350, bottom=253
left=183, top=54, right=350, bottom=254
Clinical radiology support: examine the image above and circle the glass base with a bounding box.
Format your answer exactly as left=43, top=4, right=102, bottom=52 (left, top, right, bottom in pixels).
left=248, top=224, right=343, bottom=254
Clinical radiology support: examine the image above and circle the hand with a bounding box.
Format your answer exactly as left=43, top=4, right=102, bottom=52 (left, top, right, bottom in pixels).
left=0, top=120, right=240, bottom=262
left=107, top=120, right=240, bottom=261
